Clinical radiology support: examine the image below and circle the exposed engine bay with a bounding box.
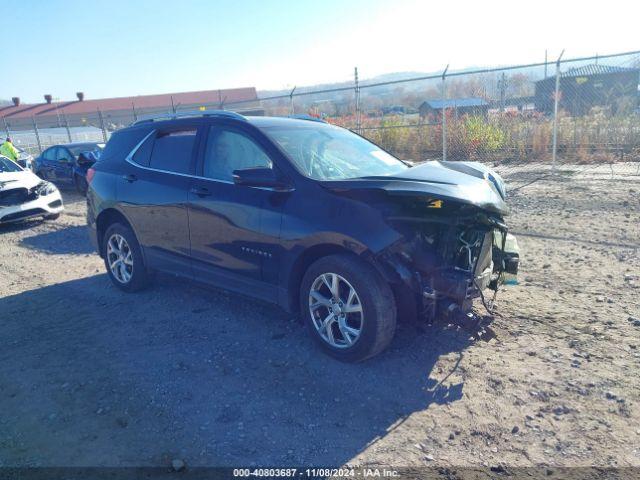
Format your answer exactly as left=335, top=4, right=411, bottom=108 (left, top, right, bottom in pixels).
left=350, top=161, right=521, bottom=327
left=379, top=205, right=520, bottom=326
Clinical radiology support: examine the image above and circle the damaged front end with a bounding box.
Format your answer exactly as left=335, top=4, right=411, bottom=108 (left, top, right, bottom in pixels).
left=378, top=202, right=519, bottom=326
left=365, top=161, right=520, bottom=326
left=324, top=160, right=520, bottom=327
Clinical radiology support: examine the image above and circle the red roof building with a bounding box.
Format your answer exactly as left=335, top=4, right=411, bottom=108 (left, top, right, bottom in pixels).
left=1, top=87, right=261, bottom=130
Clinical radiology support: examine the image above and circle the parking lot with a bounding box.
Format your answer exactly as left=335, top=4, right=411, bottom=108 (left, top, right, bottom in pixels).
left=1, top=163, right=639, bottom=468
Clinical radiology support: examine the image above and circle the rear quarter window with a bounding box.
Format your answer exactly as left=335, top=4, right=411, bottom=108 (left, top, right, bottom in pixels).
left=100, top=127, right=153, bottom=163
left=148, top=129, right=197, bottom=174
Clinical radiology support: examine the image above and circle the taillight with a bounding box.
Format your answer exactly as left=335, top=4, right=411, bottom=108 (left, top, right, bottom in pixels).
left=86, top=167, right=96, bottom=184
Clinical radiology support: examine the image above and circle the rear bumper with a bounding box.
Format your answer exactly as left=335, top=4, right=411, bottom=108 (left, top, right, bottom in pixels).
left=0, top=191, right=64, bottom=224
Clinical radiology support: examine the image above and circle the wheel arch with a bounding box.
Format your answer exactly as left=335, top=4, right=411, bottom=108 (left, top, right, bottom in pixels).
left=285, top=244, right=357, bottom=312
left=95, top=208, right=137, bottom=258
left=285, top=242, right=396, bottom=313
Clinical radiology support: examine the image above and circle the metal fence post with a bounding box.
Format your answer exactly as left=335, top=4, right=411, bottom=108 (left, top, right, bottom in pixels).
left=354, top=67, right=361, bottom=134
left=131, top=102, right=138, bottom=122
left=32, top=117, right=43, bottom=154
left=551, top=50, right=564, bottom=173
left=2, top=117, right=10, bottom=139
left=289, top=86, right=296, bottom=115
left=218, top=90, right=226, bottom=110
left=441, top=64, right=449, bottom=161
left=97, top=108, right=107, bottom=142
left=63, top=112, right=72, bottom=143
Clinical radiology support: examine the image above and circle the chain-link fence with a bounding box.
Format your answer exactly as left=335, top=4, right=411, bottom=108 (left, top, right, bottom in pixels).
left=3, top=50, right=639, bottom=174
left=226, top=49, right=640, bottom=172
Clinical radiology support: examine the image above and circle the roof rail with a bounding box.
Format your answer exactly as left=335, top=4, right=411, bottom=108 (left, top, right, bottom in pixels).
left=133, top=109, right=247, bottom=125
left=287, top=114, right=327, bottom=123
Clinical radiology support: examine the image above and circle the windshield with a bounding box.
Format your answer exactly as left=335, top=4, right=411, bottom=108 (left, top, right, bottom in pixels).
left=0, top=156, right=23, bottom=173
left=262, top=124, right=408, bottom=180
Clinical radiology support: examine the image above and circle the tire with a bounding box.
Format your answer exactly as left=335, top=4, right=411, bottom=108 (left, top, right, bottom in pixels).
left=74, top=174, right=88, bottom=196
left=44, top=213, right=60, bottom=221
left=300, top=254, right=397, bottom=362
left=102, top=222, right=149, bottom=292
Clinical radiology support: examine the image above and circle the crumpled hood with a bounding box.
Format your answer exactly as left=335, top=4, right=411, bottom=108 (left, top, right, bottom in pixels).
left=0, top=170, right=43, bottom=191
left=323, top=160, right=508, bottom=215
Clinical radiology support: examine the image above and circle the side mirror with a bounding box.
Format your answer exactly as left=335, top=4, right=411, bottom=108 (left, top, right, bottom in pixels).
left=232, top=167, right=293, bottom=192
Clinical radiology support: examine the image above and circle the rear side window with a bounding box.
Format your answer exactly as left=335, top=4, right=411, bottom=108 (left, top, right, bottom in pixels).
left=132, top=133, right=154, bottom=166
left=101, top=127, right=153, bottom=163
left=148, top=129, right=196, bottom=174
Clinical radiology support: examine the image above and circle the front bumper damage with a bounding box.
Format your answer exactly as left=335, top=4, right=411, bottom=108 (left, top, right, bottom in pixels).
left=0, top=182, right=64, bottom=224
left=376, top=207, right=520, bottom=328
left=324, top=160, right=520, bottom=328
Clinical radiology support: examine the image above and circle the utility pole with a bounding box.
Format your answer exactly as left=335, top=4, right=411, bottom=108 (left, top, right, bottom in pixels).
left=544, top=49, right=548, bottom=78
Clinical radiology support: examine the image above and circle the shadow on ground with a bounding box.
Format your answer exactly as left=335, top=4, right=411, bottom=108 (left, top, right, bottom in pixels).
left=0, top=218, right=49, bottom=234
left=19, top=225, right=94, bottom=255
left=0, top=274, right=472, bottom=466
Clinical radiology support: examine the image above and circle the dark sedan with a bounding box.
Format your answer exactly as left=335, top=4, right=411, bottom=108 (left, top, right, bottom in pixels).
left=34, top=142, right=104, bottom=194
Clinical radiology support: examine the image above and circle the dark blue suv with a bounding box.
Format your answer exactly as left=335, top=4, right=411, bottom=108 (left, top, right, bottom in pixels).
left=87, top=111, right=518, bottom=361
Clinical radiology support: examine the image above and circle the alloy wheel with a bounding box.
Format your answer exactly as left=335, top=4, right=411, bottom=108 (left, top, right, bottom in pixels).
left=308, top=272, right=363, bottom=348
left=106, top=233, right=133, bottom=284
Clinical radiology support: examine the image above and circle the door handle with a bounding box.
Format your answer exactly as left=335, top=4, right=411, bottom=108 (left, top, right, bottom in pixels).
left=190, top=186, right=212, bottom=197
left=122, top=174, right=137, bottom=183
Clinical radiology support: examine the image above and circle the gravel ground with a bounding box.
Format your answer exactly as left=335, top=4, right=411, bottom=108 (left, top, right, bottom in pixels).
left=0, top=163, right=639, bottom=469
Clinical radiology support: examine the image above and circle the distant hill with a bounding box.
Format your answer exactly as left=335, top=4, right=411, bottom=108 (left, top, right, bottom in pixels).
left=257, top=67, right=492, bottom=98
left=253, top=62, right=561, bottom=114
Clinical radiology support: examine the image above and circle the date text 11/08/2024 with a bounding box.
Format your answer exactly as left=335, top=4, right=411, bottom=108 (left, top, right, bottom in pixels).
left=232, top=468, right=400, bottom=477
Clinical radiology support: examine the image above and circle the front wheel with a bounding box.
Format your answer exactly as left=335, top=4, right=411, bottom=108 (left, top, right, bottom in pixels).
left=300, top=254, right=397, bottom=362
left=102, top=223, right=150, bottom=292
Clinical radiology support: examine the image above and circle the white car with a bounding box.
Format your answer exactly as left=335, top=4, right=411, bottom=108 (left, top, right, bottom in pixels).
left=0, top=155, right=64, bottom=224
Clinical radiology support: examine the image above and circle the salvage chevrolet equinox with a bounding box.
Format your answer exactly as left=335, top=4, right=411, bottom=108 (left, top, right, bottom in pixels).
left=87, top=111, right=519, bottom=362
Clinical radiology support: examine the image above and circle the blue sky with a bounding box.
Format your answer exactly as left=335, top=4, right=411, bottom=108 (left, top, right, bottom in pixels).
left=6, top=0, right=640, bottom=103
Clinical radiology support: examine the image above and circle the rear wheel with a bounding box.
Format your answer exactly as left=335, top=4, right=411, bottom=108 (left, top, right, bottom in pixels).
left=300, top=254, right=397, bottom=362
left=102, top=223, right=149, bottom=292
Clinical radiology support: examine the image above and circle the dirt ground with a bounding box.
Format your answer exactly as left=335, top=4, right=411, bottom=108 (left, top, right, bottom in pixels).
left=0, top=163, right=639, bottom=470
